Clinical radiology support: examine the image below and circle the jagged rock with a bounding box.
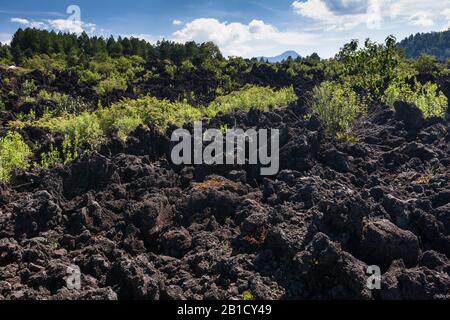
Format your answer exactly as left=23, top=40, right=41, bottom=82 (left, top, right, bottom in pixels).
left=380, top=260, right=450, bottom=300
left=160, top=228, right=192, bottom=258
left=1, top=97, right=450, bottom=300
left=293, top=233, right=372, bottom=299
left=394, top=101, right=424, bottom=133
left=358, top=219, right=420, bottom=269
left=322, top=149, right=350, bottom=173
left=382, top=194, right=411, bottom=229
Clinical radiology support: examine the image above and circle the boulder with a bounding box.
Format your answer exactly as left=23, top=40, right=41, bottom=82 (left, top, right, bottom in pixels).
left=358, top=219, right=420, bottom=269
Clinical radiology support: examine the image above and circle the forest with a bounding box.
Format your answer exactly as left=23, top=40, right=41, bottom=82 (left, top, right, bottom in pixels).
left=398, top=29, right=450, bottom=60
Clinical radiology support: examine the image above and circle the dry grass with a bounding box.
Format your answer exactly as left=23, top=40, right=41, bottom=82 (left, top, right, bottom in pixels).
left=191, top=176, right=241, bottom=191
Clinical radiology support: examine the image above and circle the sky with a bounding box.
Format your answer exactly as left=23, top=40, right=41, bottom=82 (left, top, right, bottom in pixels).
left=0, top=0, right=449, bottom=58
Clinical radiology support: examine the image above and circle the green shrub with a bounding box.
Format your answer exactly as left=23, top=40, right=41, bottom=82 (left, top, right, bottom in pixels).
left=112, top=116, right=144, bottom=140
left=0, top=132, right=32, bottom=182
left=94, top=76, right=128, bottom=95
left=311, top=81, right=366, bottom=135
left=13, top=86, right=297, bottom=152
left=383, top=80, right=448, bottom=118
left=22, top=54, right=67, bottom=75
left=336, top=132, right=360, bottom=145
left=332, top=36, right=414, bottom=101
left=20, top=96, right=36, bottom=105
left=15, top=110, right=37, bottom=122
left=77, top=69, right=102, bottom=84
left=242, top=291, right=255, bottom=301
left=39, top=135, right=79, bottom=168
left=415, top=54, right=438, bottom=74
left=207, top=85, right=297, bottom=117
left=0, top=57, right=13, bottom=66
left=98, top=96, right=203, bottom=135
left=40, top=144, right=63, bottom=169
left=78, top=55, right=144, bottom=92
left=38, top=89, right=70, bottom=104
left=38, top=90, right=90, bottom=116
left=181, top=59, right=195, bottom=72
left=0, top=99, right=5, bottom=111
left=22, top=80, right=37, bottom=96
left=38, top=89, right=70, bottom=112
left=36, top=112, right=102, bottom=148
left=163, top=60, right=177, bottom=79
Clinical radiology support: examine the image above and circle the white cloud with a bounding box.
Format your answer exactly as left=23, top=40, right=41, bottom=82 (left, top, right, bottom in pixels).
left=171, top=18, right=317, bottom=57
left=292, top=0, right=336, bottom=22
left=47, top=19, right=96, bottom=34
left=11, top=17, right=30, bottom=25
left=291, top=0, right=376, bottom=30
left=443, top=9, right=450, bottom=20
left=11, top=17, right=48, bottom=29
left=292, top=0, right=449, bottom=30
left=408, top=12, right=434, bottom=27
left=10, top=16, right=96, bottom=34
left=172, top=19, right=183, bottom=26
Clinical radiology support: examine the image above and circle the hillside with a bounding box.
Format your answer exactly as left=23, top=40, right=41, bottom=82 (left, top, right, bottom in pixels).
left=398, top=29, right=450, bottom=60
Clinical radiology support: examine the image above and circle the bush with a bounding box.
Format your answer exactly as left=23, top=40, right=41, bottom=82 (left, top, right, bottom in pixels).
left=38, top=90, right=70, bottom=111
left=0, top=57, right=13, bottom=66
left=40, top=144, right=63, bottom=169
left=78, top=55, right=144, bottom=94
left=207, top=85, right=297, bottom=117
left=415, top=54, right=438, bottom=74
left=0, top=131, right=32, bottom=182
left=36, top=112, right=102, bottom=148
left=0, top=99, right=5, bottom=111
left=311, top=81, right=366, bottom=135
left=110, top=116, right=144, bottom=140
left=333, top=37, right=414, bottom=101
left=38, top=90, right=91, bottom=115
left=383, top=80, right=448, bottom=118
left=98, top=96, right=203, bottom=136
left=13, top=86, right=297, bottom=153
left=22, top=79, right=37, bottom=96
left=77, top=69, right=102, bottom=84
left=39, top=136, right=77, bottom=168
left=22, top=54, right=67, bottom=75
left=242, top=291, right=255, bottom=301
left=94, top=76, right=128, bottom=95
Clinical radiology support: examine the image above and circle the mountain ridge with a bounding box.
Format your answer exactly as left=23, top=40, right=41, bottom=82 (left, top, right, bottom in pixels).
left=257, top=50, right=301, bottom=63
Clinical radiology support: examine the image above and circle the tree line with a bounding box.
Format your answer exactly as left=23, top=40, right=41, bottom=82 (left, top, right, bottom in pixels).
left=398, top=29, right=450, bottom=61
left=1, top=28, right=224, bottom=65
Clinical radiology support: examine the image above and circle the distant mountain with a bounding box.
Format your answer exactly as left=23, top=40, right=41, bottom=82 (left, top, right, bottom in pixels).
left=398, top=29, right=450, bottom=60
left=257, top=50, right=301, bottom=63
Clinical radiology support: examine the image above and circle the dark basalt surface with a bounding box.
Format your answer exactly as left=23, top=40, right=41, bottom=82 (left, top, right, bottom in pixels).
left=1, top=99, right=450, bottom=300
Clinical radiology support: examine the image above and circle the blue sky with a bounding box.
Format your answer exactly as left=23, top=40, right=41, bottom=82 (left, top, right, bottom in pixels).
left=0, top=0, right=449, bottom=58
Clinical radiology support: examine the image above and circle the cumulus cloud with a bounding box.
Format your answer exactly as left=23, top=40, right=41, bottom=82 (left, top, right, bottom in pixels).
left=291, top=0, right=376, bottom=30
left=10, top=16, right=96, bottom=34
left=11, top=17, right=48, bottom=29
left=292, top=0, right=449, bottom=30
left=172, top=19, right=183, bottom=26
left=292, top=0, right=336, bottom=22
left=47, top=19, right=96, bottom=33
left=171, top=18, right=317, bottom=57
left=408, top=12, right=434, bottom=27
